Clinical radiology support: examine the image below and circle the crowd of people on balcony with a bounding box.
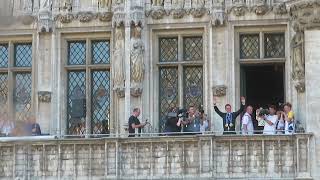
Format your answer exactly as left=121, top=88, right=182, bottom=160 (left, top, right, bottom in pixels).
left=128, top=96, right=297, bottom=137
left=0, top=113, right=41, bottom=137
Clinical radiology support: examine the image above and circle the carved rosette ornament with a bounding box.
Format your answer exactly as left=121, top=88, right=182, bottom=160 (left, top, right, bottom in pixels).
left=190, top=7, right=206, bottom=18
left=230, top=4, right=248, bottom=17
left=77, top=12, right=95, bottom=23
left=55, top=13, right=74, bottom=23
left=212, top=85, right=227, bottom=97
left=171, top=8, right=186, bottom=19
left=98, top=12, right=113, bottom=22
left=147, top=6, right=166, bottom=20
left=38, top=91, right=52, bottom=103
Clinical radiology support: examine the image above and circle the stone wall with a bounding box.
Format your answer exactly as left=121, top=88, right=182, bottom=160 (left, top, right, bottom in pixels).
left=0, top=134, right=312, bottom=179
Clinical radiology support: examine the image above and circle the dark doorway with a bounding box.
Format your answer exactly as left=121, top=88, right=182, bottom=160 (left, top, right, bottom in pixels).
left=240, top=64, right=284, bottom=110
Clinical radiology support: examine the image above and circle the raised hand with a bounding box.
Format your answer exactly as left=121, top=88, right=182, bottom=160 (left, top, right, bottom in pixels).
left=240, top=96, right=246, bottom=105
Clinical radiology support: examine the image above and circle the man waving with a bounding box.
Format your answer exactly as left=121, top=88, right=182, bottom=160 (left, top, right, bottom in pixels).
left=213, top=96, right=246, bottom=134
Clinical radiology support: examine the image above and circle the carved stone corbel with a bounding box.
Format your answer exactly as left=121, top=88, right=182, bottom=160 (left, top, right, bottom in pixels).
left=212, top=85, right=227, bottom=97
left=190, top=7, right=206, bottom=18
left=112, top=4, right=126, bottom=27
left=211, top=9, right=225, bottom=26
left=230, top=5, right=248, bottom=17
left=130, top=87, right=143, bottom=97
left=55, top=13, right=74, bottom=23
left=38, top=91, right=52, bottom=103
left=114, top=88, right=125, bottom=98
left=148, top=7, right=166, bottom=19
left=252, top=3, right=269, bottom=16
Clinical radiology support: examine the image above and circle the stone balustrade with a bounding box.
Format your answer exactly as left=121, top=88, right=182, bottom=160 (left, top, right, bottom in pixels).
left=0, top=134, right=312, bottom=179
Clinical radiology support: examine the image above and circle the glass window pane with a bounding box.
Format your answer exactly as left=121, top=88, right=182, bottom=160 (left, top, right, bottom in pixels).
left=183, top=37, right=203, bottom=61
left=240, top=34, right=260, bottom=59
left=14, top=73, right=32, bottom=121
left=92, top=40, right=110, bottom=64
left=91, top=70, right=110, bottom=134
left=68, top=41, right=86, bottom=65
left=0, top=44, right=8, bottom=68
left=183, top=67, right=203, bottom=109
left=14, top=43, right=32, bottom=67
left=67, top=71, right=86, bottom=135
left=0, top=73, right=8, bottom=115
left=264, top=33, right=285, bottom=58
left=159, top=38, right=178, bottom=62
left=159, top=67, right=178, bottom=132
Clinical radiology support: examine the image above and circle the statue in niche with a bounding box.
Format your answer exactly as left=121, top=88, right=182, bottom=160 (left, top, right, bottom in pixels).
left=98, top=0, right=112, bottom=10
left=130, top=25, right=145, bottom=84
left=291, top=26, right=305, bottom=81
left=152, top=0, right=164, bottom=6
left=113, top=27, right=125, bottom=88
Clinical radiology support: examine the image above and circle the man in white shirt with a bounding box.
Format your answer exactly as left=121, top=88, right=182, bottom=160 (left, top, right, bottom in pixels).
left=262, top=105, right=278, bottom=135
left=242, top=106, right=254, bottom=135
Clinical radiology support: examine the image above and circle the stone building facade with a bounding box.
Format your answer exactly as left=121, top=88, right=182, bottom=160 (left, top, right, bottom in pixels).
left=0, top=0, right=320, bottom=179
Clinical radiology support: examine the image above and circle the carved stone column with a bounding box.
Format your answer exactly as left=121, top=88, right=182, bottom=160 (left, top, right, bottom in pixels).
left=36, top=0, right=54, bottom=135
left=290, top=1, right=320, bottom=179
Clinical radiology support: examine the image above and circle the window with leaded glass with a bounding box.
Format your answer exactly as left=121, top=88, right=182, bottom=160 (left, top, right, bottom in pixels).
left=0, top=42, right=33, bottom=122
left=66, top=39, right=111, bottom=135
left=239, top=32, right=285, bottom=60
left=158, top=36, right=203, bottom=132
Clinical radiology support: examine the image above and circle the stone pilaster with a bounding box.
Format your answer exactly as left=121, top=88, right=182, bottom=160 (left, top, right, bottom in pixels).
left=290, top=1, right=320, bottom=179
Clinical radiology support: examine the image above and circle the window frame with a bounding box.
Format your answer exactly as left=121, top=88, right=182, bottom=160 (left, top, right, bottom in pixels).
left=0, top=36, right=34, bottom=122
left=155, top=30, right=204, bottom=132
left=238, top=31, right=286, bottom=63
left=62, top=33, right=112, bottom=136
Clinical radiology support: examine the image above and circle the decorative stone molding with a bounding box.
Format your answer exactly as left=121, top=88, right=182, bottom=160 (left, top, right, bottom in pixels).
left=290, top=1, right=320, bottom=30
left=171, top=8, right=186, bottom=19
left=130, top=5, right=144, bottom=26
left=190, top=7, right=206, bottom=18
left=146, top=7, right=166, bottom=19
left=211, top=10, right=225, bottom=26
left=212, top=85, right=227, bottom=97
left=294, top=79, right=305, bottom=93
left=98, top=11, right=113, bottom=22
left=77, top=12, right=95, bottom=23
left=130, top=87, right=143, bottom=97
left=38, top=91, right=52, bottom=103
left=55, top=13, right=74, bottom=23
left=274, top=3, right=288, bottom=15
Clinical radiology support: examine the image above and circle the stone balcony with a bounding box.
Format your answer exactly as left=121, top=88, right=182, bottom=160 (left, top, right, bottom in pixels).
left=0, top=133, right=313, bottom=180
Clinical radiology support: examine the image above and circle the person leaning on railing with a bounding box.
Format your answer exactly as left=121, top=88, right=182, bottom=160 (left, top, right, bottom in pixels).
left=213, top=96, right=246, bottom=134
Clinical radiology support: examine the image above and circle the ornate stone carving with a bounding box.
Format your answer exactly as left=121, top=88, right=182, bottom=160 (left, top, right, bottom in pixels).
left=98, top=12, right=113, bottom=22
left=112, top=4, right=126, bottom=27
left=55, top=13, right=74, bottom=23
left=98, top=0, right=112, bottom=10
left=62, top=0, right=72, bottom=12
left=211, top=10, right=225, bottom=26
left=274, top=3, right=287, bottom=15
left=230, top=4, right=248, bottom=17
left=130, top=5, right=144, bottom=26
left=38, top=0, right=53, bottom=33
left=38, top=91, right=52, bottom=103
left=115, top=88, right=125, bottom=98
left=171, top=8, right=186, bottom=19
left=212, top=85, right=227, bottom=97
left=290, top=1, right=320, bottom=30
left=130, top=87, right=143, bottom=97
left=190, top=7, right=206, bottom=18
left=113, top=26, right=125, bottom=97
left=147, top=7, right=166, bottom=19
left=252, top=3, right=269, bottom=16
left=152, top=0, right=164, bottom=6
left=77, top=12, right=95, bottom=23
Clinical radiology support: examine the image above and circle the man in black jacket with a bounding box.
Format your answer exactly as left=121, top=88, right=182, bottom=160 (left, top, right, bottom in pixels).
left=213, top=96, right=246, bottom=134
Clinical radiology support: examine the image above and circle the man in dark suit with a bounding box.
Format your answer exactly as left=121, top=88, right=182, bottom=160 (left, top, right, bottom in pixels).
left=213, top=96, right=246, bottom=134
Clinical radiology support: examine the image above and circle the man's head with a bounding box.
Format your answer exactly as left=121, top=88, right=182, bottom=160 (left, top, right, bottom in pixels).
left=132, top=108, right=140, bottom=117
left=27, top=114, right=36, bottom=124
left=188, top=106, right=196, bottom=116
left=246, top=106, right=253, bottom=115
left=283, top=103, right=292, bottom=113
left=268, top=105, right=276, bottom=115
left=225, top=104, right=232, bottom=113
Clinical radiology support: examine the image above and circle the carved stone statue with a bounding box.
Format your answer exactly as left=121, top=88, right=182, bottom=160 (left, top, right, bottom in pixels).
left=98, top=0, right=112, bottom=10
left=152, top=0, right=164, bottom=6
left=291, top=30, right=305, bottom=81
left=113, top=27, right=125, bottom=89
left=130, top=25, right=145, bottom=84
